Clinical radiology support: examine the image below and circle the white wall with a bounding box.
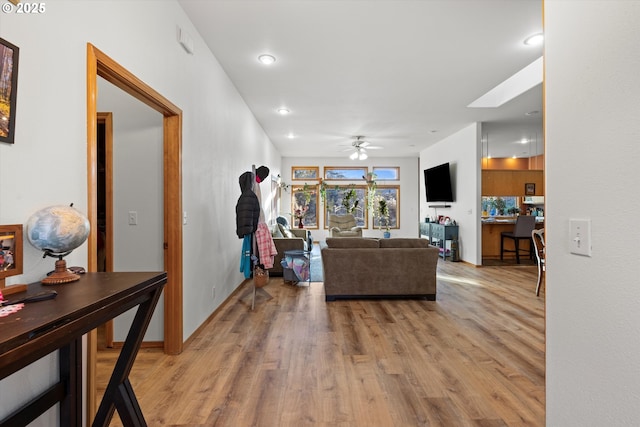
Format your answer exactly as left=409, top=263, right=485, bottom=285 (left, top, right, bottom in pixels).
left=281, top=157, right=419, bottom=242
left=545, top=1, right=640, bottom=425
left=0, top=1, right=280, bottom=424
left=98, top=78, right=166, bottom=341
left=419, top=123, right=482, bottom=264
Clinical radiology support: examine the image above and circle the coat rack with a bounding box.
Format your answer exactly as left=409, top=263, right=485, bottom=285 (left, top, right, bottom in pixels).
left=239, top=164, right=273, bottom=310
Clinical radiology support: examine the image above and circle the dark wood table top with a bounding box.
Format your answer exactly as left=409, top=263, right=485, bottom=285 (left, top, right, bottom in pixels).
left=0, top=271, right=167, bottom=379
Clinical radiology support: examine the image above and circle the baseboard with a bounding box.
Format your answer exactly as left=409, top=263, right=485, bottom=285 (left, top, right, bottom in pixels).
left=110, top=341, right=164, bottom=350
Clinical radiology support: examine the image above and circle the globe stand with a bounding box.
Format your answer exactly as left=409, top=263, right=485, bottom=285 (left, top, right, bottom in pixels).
left=42, top=252, right=80, bottom=285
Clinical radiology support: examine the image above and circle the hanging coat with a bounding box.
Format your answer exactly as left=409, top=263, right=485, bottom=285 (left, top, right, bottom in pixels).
left=235, top=171, right=260, bottom=238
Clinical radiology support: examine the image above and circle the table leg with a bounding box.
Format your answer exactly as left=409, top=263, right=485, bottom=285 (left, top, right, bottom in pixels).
left=92, top=286, right=163, bottom=427
left=60, top=338, right=82, bottom=426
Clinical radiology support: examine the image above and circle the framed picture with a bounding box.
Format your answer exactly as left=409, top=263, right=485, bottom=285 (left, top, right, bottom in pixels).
left=292, top=184, right=319, bottom=229
left=0, top=37, right=20, bottom=144
left=292, top=166, right=319, bottom=181
left=373, top=186, right=400, bottom=229
left=324, top=185, right=368, bottom=228
left=525, top=183, right=536, bottom=196
left=324, top=167, right=368, bottom=181
left=372, top=167, right=400, bottom=181
left=0, top=224, right=23, bottom=282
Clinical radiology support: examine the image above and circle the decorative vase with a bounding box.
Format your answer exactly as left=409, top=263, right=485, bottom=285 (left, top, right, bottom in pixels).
left=383, top=231, right=391, bottom=239
left=298, top=217, right=304, bottom=228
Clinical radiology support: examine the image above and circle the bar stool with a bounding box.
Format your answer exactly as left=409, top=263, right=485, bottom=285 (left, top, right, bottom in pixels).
left=500, top=215, right=536, bottom=264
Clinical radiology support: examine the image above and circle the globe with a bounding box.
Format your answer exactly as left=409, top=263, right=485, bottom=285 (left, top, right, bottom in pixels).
left=26, top=205, right=90, bottom=284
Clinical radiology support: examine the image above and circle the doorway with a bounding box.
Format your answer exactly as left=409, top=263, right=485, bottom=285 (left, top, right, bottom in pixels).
left=86, top=43, right=183, bottom=420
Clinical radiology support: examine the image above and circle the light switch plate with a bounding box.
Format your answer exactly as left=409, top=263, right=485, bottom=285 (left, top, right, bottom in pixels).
left=128, top=211, right=138, bottom=226
left=570, top=218, right=591, bottom=256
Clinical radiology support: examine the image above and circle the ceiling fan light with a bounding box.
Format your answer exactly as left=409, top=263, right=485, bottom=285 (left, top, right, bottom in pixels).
left=358, top=152, right=368, bottom=160
left=349, top=151, right=359, bottom=160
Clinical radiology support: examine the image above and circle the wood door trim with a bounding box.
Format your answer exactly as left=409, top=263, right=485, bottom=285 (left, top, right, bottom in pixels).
left=97, top=112, right=114, bottom=347
left=86, top=42, right=184, bottom=421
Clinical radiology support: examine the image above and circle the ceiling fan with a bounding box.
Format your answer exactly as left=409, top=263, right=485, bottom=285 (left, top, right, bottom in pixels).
left=344, top=136, right=382, bottom=160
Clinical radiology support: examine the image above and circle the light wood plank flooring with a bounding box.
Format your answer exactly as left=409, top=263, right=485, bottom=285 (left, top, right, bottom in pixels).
left=97, top=260, right=545, bottom=426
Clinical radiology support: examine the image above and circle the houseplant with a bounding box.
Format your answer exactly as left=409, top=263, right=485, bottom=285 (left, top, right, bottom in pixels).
left=341, top=185, right=359, bottom=214
left=363, top=172, right=377, bottom=213
left=376, top=197, right=391, bottom=238
left=491, top=197, right=507, bottom=216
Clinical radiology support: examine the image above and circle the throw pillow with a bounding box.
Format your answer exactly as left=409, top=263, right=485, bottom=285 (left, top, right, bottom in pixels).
left=272, top=223, right=284, bottom=238
left=282, top=227, right=295, bottom=239
left=277, top=223, right=290, bottom=237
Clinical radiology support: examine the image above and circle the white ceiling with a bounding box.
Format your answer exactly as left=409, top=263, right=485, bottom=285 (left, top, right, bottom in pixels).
left=178, top=0, right=543, bottom=159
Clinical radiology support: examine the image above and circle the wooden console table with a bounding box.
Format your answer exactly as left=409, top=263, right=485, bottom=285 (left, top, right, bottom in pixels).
left=0, top=271, right=167, bottom=427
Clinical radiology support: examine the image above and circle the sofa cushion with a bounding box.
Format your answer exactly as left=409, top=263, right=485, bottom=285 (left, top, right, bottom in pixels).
left=379, top=238, right=431, bottom=248
left=326, top=237, right=380, bottom=248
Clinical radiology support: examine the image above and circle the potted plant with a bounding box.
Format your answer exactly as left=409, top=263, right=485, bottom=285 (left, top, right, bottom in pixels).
left=507, top=206, right=520, bottom=216
left=363, top=172, right=377, bottom=212
left=491, top=197, right=506, bottom=216
left=376, top=197, right=391, bottom=238
left=341, top=185, right=359, bottom=214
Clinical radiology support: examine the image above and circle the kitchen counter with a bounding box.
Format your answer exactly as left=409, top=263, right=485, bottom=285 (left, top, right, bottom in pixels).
left=482, top=217, right=543, bottom=259
left=482, top=216, right=544, bottom=224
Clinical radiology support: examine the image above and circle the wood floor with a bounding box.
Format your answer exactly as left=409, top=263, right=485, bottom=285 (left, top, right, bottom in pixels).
left=97, top=260, right=545, bottom=427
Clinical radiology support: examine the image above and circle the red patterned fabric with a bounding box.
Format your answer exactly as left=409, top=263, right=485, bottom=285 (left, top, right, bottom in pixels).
left=256, top=222, right=278, bottom=269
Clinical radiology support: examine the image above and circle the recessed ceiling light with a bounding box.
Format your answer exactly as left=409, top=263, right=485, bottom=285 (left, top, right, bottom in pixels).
left=277, top=108, right=290, bottom=115
left=287, top=133, right=296, bottom=139
left=524, top=33, right=544, bottom=46
left=258, top=54, right=276, bottom=65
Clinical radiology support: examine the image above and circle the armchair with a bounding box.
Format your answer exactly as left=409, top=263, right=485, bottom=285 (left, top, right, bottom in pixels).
left=327, top=213, right=363, bottom=238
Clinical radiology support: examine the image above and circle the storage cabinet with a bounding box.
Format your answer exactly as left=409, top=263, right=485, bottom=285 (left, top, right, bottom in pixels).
left=420, top=222, right=459, bottom=261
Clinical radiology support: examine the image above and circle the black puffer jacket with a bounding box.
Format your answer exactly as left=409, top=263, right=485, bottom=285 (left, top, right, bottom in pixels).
left=235, top=171, right=260, bottom=238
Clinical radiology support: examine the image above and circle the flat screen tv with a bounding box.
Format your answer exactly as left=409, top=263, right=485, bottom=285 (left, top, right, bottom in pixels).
left=424, top=163, right=454, bottom=203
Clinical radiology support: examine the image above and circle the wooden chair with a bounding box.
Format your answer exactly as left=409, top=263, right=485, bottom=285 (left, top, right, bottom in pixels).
left=532, top=228, right=545, bottom=296
left=500, top=215, right=536, bottom=264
